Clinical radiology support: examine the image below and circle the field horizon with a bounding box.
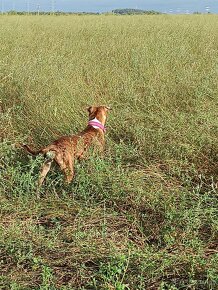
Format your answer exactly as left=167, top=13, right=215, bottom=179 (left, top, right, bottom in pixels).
left=0, top=15, right=218, bottom=289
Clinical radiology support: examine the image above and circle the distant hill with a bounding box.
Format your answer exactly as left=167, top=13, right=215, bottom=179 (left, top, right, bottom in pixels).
left=112, top=8, right=161, bottom=15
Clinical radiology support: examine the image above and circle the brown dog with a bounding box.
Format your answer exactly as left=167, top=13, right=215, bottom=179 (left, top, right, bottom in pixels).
left=22, top=105, right=111, bottom=186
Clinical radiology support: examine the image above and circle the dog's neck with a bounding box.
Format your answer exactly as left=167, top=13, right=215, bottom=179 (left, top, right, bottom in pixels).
left=88, top=117, right=106, bottom=132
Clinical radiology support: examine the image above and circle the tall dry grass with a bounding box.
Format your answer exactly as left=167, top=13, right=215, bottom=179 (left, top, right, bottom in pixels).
left=0, top=15, right=218, bottom=289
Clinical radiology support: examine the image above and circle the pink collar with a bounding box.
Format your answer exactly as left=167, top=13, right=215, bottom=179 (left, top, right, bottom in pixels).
left=88, top=118, right=106, bottom=132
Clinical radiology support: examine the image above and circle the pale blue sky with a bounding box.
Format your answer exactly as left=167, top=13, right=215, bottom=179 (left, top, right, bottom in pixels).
left=1, top=0, right=217, bottom=13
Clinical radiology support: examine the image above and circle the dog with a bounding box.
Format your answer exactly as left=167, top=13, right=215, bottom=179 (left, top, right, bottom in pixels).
left=22, top=105, right=111, bottom=186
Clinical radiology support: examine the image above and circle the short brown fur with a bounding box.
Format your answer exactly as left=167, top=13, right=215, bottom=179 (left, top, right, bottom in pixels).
left=22, top=105, right=111, bottom=186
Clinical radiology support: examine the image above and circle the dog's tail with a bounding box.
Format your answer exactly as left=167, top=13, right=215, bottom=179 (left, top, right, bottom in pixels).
left=21, top=144, right=42, bottom=156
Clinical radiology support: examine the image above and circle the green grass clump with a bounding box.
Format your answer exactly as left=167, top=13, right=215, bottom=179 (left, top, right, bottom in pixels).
left=0, top=15, right=218, bottom=289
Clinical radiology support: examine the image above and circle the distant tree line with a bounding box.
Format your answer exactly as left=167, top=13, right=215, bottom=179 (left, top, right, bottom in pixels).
left=2, top=11, right=100, bottom=16
left=1, top=8, right=162, bottom=16
left=0, top=10, right=210, bottom=16
left=0, top=9, right=213, bottom=16
left=112, top=9, right=161, bottom=15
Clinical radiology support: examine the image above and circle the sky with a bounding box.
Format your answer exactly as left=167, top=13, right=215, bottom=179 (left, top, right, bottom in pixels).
left=1, top=0, right=217, bottom=14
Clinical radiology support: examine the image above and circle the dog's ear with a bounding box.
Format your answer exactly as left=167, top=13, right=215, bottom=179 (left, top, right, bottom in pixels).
left=87, top=106, right=95, bottom=114
left=105, top=106, right=112, bottom=111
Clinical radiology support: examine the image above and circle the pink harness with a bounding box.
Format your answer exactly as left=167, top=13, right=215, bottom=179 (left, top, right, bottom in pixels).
left=88, top=120, right=106, bottom=132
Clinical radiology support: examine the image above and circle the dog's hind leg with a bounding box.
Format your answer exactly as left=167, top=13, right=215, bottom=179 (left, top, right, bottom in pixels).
left=55, top=152, right=74, bottom=184
left=38, top=159, right=52, bottom=187
left=38, top=151, right=55, bottom=187
left=64, top=156, right=74, bottom=184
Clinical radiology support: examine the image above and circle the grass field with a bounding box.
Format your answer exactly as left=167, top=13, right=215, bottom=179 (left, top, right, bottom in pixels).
left=0, top=15, right=218, bottom=289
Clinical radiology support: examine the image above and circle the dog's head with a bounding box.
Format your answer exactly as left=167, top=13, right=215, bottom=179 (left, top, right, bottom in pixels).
left=87, top=105, right=112, bottom=124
